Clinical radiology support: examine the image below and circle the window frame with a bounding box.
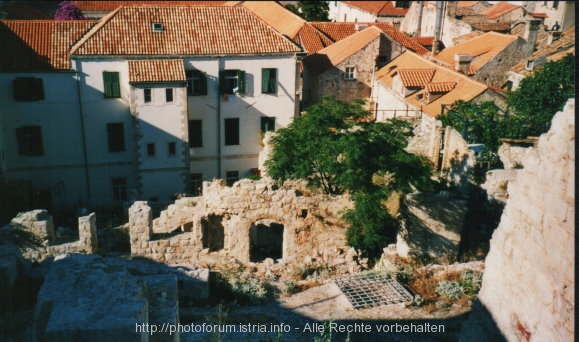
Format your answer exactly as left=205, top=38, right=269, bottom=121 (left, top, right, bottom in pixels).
left=165, top=88, right=173, bottom=102
left=112, top=178, right=128, bottom=201
left=13, top=77, right=45, bottom=101
left=261, top=68, right=278, bottom=94
left=16, top=125, right=44, bottom=156
left=190, top=173, right=203, bottom=196
left=146, top=143, right=156, bottom=157
left=188, top=120, right=203, bottom=148
left=224, top=118, right=240, bottom=146
left=219, top=69, right=246, bottom=94
left=107, top=122, right=126, bottom=152
left=186, top=70, right=208, bottom=96
left=260, top=117, right=275, bottom=133
left=144, top=88, right=152, bottom=103
left=103, top=71, right=121, bottom=98
left=168, top=142, right=176, bottom=156
left=345, top=67, right=356, bottom=80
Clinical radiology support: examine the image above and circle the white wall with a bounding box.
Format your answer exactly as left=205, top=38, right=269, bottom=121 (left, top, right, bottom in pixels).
left=372, top=79, right=419, bottom=121
left=333, top=2, right=378, bottom=22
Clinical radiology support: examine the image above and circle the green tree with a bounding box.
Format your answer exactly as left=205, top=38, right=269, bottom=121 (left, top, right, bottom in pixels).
left=286, top=1, right=329, bottom=22
left=505, top=53, right=575, bottom=138
left=266, top=96, right=433, bottom=258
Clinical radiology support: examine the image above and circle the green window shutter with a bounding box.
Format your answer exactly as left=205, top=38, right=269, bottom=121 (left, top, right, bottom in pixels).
left=261, top=69, right=269, bottom=93
left=103, top=72, right=112, bottom=97
left=111, top=72, right=120, bottom=97
left=200, top=72, right=208, bottom=95
left=269, top=69, right=277, bottom=93
left=104, top=72, right=120, bottom=98
left=237, top=70, right=246, bottom=94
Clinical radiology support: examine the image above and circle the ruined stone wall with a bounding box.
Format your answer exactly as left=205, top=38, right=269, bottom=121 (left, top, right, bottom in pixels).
left=474, top=38, right=531, bottom=88
left=129, top=178, right=353, bottom=265
left=406, top=114, right=443, bottom=166
left=8, top=210, right=98, bottom=262
left=460, top=98, right=575, bottom=342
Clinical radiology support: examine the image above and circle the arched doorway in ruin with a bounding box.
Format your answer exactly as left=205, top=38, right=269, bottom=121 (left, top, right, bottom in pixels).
left=249, top=219, right=284, bottom=262
left=201, top=214, right=224, bottom=252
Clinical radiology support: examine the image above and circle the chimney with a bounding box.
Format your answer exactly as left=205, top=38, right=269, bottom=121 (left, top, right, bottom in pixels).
left=416, top=1, right=424, bottom=37
left=354, top=23, right=368, bottom=31
left=454, top=54, right=473, bottom=75
left=523, top=19, right=542, bottom=54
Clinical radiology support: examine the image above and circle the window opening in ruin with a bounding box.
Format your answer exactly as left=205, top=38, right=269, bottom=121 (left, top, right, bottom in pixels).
left=250, top=219, right=284, bottom=262
left=201, top=214, right=224, bottom=252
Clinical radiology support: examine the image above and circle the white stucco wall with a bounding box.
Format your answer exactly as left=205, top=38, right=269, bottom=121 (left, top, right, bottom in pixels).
left=333, top=2, right=378, bottom=22
left=372, top=79, right=419, bottom=121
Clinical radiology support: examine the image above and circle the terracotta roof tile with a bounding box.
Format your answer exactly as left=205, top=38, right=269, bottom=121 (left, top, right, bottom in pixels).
left=128, top=59, right=185, bottom=83
left=311, top=22, right=428, bottom=55
left=415, top=36, right=435, bottom=46
left=242, top=1, right=304, bottom=40
left=0, top=20, right=95, bottom=71
left=71, top=6, right=301, bottom=56
left=342, top=1, right=407, bottom=16
left=530, top=13, right=548, bottom=18
left=455, top=6, right=476, bottom=16
left=397, top=69, right=435, bottom=87
left=425, top=82, right=456, bottom=93
left=435, top=31, right=518, bottom=73
left=375, top=51, right=489, bottom=117
left=480, top=1, right=520, bottom=20
left=297, top=23, right=334, bottom=55
left=73, top=1, right=238, bottom=12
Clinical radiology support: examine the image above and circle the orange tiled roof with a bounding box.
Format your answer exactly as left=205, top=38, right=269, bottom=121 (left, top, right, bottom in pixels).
left=71, top=6, right=302, bottom=56
left=73, top=1, right=238, bottom=11
left=415, top=36, right=435, bottom=46
left=342, top=1, right=407, bottom=16
left=296, top=23, right=334, bottom=55
left=128, top=59, right=185, bottom=83
left=480, top=1, right=520, bottom=20
left=242, top=1, right=304, bottom=40
left=311, top=22, right=428, bottom=55
left=397, top=69, right=435, bottom=87
left=375, top=51, right=489, bottom=117
left=456, top=1, right=478, bottom=8
left=530, top=13, right=548, bottom=18
left=305, top=26, right=383, bottom=72
left=425, top=82, right=456, bottom=93
left=435, top=31, right=518, bottom=73
left=0, top=2, right=51, bottom=19
left=0, top=20, right=95, bottom=71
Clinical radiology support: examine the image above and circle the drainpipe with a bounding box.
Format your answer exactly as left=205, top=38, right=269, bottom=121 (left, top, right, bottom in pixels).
left=217, top=57, right=222, bottom=178
left=432, top=1, right=444, bottom=56
left=416, top=1, right=423, bottom=37
left=74, top=60, right=91, bottom=202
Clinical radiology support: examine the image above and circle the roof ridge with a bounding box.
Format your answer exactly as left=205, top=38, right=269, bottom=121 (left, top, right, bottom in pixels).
left=239, top=6, right=304, bottom=52
left=70, top=5, right=124, bottom=55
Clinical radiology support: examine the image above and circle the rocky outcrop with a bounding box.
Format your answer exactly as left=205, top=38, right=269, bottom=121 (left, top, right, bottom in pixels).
left=460, top=99, right=575, bottom=341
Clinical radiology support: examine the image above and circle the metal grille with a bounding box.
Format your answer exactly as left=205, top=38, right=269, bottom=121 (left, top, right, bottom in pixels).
left=334, top=272, right=414, bottom=309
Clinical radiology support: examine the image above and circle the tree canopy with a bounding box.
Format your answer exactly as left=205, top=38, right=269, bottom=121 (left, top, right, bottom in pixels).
left=285, top=1, right=329, bottom=22
left=266, top=96, right=433, bottom=257
left=54, top=1, right=87, bottom=20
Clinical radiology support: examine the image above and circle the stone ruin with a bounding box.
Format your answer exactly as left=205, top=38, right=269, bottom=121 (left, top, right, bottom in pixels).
left=129, top=178, right=355, bottom=265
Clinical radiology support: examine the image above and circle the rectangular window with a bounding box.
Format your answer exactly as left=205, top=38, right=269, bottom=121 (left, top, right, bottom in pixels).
left=144, top=88, right=152, bottom=103
left=103, top=72, right=120, bottom=98
left=112, top=178, right=128, bottom=201
left=13, top=77, right=44, bottom=101
left=16, top=126, right=43, bottom=156
left=146, top=143, right=155, bottom=156
left=168, top=142, right=176, bottom=156
left=345, top=67, right=356, bottom=80
left=553, top=1, right=559, bottom=9
left=165, top=88, right=173, bottom=102
left=261, top=68, right=278, bottom=94
left=225, top=171, right=239, bottom=187
left=219, top=69, right=246, bottom=94
left=190, top=173, right=203, bottom=196
left=188, top=120, right=202, bottom=147
left=107, top=122, right=125, bottom=152
left=224, top=118, right=239, bottom=146
left=186, top=70, right=207, bottom=96
left=261, top=117, right=275, bottom=133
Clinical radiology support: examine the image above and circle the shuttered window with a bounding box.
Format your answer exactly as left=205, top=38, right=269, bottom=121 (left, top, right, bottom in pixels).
left=261, top=68, right=277, bottom=94
left=186, top=70, right=208, bottom=96
left=103, top=71, right=120, bottom=98
left=224, top=118, right=239, bottom=145
left=261, top=117, right=275, bottom=133
left=219, top=70, right=246, bottom=94
left=13, top=77, right=44, bottom=101
left=188, top=120, right=203, bottom=147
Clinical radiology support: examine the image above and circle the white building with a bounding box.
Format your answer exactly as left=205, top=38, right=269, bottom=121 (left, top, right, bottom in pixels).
left=328, top=1, right=409, bottom=23
left=0, top=6, right=302, bottom=208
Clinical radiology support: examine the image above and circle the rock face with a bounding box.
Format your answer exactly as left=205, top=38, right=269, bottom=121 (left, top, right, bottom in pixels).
left=129, top=178, right=353, bottom=265
left=460, top=99, right=575, bottom=341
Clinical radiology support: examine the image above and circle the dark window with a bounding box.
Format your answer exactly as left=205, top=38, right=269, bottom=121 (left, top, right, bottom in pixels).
left=112, top=178, right=128, bottom=201
left=146, top=143, right=155, bottom=156
left=13, top=77, right=44, bottom=101
left=553, top=1, right=559, bottom=9
left=103, top=71, right=120, bottom=98
left=261, top=117, right=275, bottom=133
left=168, top=142, right=176, bottom=156
left=107, top=123, right=125, bottom=152
left=16, top=126, right=43, bottom=156
left=188, top=120, right=202, bottom=147
left=165, top=88, right=173, bottom=102
left=261, top=68, right=277, bottom=94
left=219, top=70, right=246, bottom=94
left=190, top=173, right=203, bottom=196
left=144, top=88, right=151, bottom=103
left=225, top=171, right=239, bottom=187
left=396, top=1, right=410, bottom=8
left=152, top=22, right=164, bottom=32
left=186, top=70, right=207, bottom=96
left=224, top=118, right=239, bottom=145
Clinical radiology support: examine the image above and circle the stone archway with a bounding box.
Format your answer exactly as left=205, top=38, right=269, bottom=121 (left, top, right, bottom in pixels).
left=249, top=219, right=284, bottom=262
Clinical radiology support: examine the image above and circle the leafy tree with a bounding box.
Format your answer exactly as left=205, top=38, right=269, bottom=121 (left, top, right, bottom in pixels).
left=286, top=1, right=329, bottom=22
left=54, top=1, right=87, bottom=20
left=266, top=96, right=433, bottom=258
left=505, top=53, right=575, bottom=138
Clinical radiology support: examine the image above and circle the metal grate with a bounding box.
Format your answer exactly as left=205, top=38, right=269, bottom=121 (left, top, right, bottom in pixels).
left=334, top=272, right=414, bottom=309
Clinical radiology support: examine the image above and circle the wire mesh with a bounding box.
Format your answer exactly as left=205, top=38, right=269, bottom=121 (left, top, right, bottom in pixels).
left=334, top=272, right=414, bottom=309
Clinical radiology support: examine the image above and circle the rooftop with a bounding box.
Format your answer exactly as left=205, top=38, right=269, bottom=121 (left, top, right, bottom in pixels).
left=71, top=6, right=302, bottom=56
left=128, top=59, right=186, bottom=83
left=73, top=1, right=238, bottom=12
left=341, top=1, right=408, bottom=17
left=480, top=1, right=521, bottom=20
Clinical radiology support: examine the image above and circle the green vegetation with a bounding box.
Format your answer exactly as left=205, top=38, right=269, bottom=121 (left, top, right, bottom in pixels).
left=266, top=96, right=433, bottom=259
left=285, top=1, right=329, bottom=22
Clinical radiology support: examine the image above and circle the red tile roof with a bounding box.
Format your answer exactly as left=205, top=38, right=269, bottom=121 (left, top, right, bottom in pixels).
left=342, top=1, right=408, bottom=16
left=311, top=22, right=428, bottom=55
left=71, top=6, right=302, bottom=56
left=242, top=1, right=304, bottom=40
left=0, top=20, right=95, bottom=71
left=530, top=13, right=548, bottom=18
left=480, top=1, right=520, bottom=20
left=128, top=59, right=185, bottom=83
left=425, top=82, right=456, bottom=93
left=415, top=36, right=435, bottom=46
left=73, top=1, right=237, bottom=11
left=397, top=69, right=435, bottom=87
left=296, top=23, right=334, bottom=55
